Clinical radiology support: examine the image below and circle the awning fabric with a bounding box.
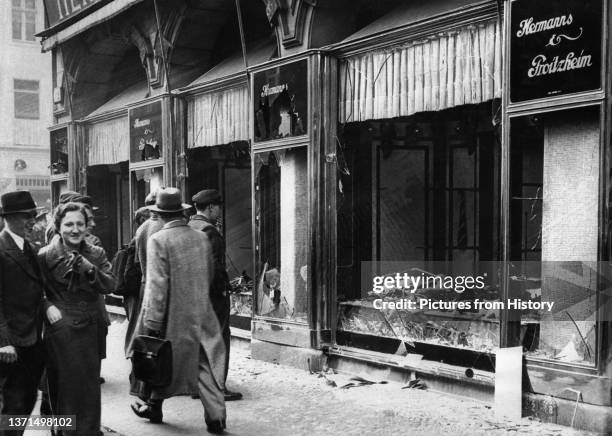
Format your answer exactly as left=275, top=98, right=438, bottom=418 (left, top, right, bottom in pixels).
left=87, top=117, right=129, bottom=165
left=187, top=85, right=249, bottom=149
left=339, top=19, right=502, bottom=123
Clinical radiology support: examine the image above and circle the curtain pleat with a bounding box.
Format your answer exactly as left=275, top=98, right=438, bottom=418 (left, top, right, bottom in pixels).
left=339, top=19, right=502, bottom=123
left=87, top=117, right=129, bottom=166
left=187, top=85, right=249, bottom=149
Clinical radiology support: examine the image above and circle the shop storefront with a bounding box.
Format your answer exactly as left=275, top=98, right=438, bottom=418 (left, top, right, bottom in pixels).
left=180, top=39, right=277, bottom=330
left=38, top=0, right=612, bottom=431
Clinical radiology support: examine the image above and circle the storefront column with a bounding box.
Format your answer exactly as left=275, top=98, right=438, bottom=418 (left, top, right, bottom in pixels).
left=161, top=96, right=175, bottom=187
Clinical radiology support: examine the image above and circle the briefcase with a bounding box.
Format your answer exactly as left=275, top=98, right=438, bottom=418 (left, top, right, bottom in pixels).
left=131, top=335, right=172, bottom=387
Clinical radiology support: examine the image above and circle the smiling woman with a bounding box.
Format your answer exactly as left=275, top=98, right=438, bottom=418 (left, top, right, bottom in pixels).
left=37, top=202, right=116, bottom=436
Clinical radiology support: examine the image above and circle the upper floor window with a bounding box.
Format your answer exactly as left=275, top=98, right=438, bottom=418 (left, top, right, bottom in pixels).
left=14, top=79, right=39, bottom=119
left=12, top=0, right=36, bottom=42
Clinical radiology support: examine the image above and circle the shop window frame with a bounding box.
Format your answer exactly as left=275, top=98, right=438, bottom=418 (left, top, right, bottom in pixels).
left=503, top=0, right=609, bottom=379
left=249, top=53, right=319, bottom=346
left=504, top=102, right=606, bottom=376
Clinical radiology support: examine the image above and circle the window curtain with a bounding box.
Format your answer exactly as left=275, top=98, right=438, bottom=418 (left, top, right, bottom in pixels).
left=339, top=19, right=502, bottom=123
left=187, top=85, right=249, bottom=149
left=87, top=117, right=129, bottom=166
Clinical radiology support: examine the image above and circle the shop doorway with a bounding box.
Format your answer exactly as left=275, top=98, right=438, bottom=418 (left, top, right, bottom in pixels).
left=87, top=161, right=130, bottom=256
left=187, top=142, right=253, bottom=329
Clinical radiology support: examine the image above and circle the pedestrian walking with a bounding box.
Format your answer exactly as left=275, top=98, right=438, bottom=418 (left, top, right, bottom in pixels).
left=134, top=187, right=227, bottom=434
left=190, top=189, right=242, bottom=401
left=125, top=191, right=165, bottom=418
left=0, top=191, right=45, bottom=436
left=38, top=202, right=115, bottom=436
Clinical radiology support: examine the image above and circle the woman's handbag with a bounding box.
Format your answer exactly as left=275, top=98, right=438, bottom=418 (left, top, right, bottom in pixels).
left=131, top=335, right=173, bottom=387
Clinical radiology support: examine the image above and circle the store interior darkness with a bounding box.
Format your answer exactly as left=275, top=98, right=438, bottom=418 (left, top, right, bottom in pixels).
left=187, top=142, right=253, bottom=326
left=335, top=101, right=502, bottom=370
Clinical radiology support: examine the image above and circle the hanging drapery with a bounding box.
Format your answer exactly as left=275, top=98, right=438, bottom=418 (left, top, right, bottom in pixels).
left=87, top=117, right=129, bottom=166
left=339, top=19, right=502, bottom=123
left=187, top=85, right=249, bottom=149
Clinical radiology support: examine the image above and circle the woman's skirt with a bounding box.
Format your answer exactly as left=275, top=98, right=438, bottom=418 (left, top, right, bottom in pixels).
left=44, top=301, right=103, bottom=436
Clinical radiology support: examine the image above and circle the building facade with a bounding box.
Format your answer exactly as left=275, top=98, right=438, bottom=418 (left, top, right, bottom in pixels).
left=0, top=0, right=52, bottom=208
left=38, top=0, right=612, bottom=432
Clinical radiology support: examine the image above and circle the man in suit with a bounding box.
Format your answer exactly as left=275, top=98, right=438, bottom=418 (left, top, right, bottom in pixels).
left=0, top=191, right=45, bottom=436
left=137, top=188, right=227, bottom=434
left=189, top=189, right=242, bottom=401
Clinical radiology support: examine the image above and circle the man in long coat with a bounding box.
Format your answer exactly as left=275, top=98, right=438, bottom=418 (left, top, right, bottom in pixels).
left=139, top=188, right=227, bottom=434
left=189, top=189, right=242, bottom=401
left=125, top=192, right=165, bottom=420
left=0, top=191, right=45, bottom=436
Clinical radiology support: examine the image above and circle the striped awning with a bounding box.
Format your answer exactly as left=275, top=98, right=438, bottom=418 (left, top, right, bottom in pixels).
left=339, top=19, right=502, bottom=123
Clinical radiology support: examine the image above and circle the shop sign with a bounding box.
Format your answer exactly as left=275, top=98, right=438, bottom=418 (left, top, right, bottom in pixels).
left=129, top=101, right=162, bottom=163
left=510, top=0, right=602, bottom=102
left=253, top=59, right=308, bottom=142
left=44, top=0, right=105, bottom=28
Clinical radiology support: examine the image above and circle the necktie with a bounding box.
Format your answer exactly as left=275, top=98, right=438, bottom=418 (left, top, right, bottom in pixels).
left=23, top=242, right=41, bottom=277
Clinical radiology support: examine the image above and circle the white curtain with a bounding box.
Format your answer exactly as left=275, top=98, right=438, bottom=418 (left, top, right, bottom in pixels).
left=339, top=20, right=502, bottom=123
left=87, top=117, right=129, bottom=166
left=187, top=85, right=249, bottom=149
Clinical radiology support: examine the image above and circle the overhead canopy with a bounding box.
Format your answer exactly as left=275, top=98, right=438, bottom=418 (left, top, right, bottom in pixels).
left=185, top=37, right=276, bottom=149
left=338, top=1, right=502, bottom=123
left=340, top=0, right=491, bottom=45
left=182, top=36, right=276, bottom=91
left=84, top=81, right=149, bottom=166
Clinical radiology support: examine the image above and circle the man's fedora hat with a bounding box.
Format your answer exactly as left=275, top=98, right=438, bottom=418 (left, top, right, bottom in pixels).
left=0, top=191, right=39, bottom=216
left=148, top=187, right=191, bottom=213
left=192, top=189, right=223, bottom=206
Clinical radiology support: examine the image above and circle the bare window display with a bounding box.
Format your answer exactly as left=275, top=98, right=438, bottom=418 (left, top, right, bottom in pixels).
left=336, top=101, right=501, bottom=362
left=254, top=147, right=309, bottom=323
left=510, top=106, right=600, bottom=365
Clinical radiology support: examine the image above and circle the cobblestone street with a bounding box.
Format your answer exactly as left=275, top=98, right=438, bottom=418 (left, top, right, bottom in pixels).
left=91, top=318, right=597, bottom=436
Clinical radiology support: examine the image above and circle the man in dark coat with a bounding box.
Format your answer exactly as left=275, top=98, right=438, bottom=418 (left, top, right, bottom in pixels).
left=189, top=189, right=242, bottom=401
left=0, top=191, right=45, bottom=436
left=126, top=191, right=165, bottom=420
left=135, top=188, right=227, bottom=434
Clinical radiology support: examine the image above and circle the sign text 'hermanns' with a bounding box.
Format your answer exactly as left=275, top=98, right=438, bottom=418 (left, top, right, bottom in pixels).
left=510, top=0, right=602, bottom=102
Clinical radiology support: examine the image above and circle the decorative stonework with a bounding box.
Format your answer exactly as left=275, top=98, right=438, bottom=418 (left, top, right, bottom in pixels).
left=262, top=0, right=316, bottom=49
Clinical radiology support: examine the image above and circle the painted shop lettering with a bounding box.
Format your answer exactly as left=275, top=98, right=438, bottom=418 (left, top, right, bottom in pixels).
left=527, top=51, right=593, bottom=77
left=260, top=83, right=288, bottom=98
left=133, top=118, right=151, bottom=128
left=516, top=14, right=573, bottom=37
left=55, top=0, right=101, bottom=20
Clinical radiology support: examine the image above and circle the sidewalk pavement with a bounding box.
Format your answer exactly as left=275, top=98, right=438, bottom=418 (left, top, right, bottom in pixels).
left=95, top=317, right=596, bottom=436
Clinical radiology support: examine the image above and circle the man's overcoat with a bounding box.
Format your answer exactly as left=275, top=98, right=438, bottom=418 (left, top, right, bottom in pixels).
left=140, top=220, right=226, bottom=397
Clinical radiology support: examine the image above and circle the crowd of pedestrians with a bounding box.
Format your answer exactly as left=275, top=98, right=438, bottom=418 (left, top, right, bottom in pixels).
left=0, top=186, right=239, bottom=435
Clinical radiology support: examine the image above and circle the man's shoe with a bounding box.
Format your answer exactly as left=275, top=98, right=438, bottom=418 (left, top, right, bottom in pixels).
left=130, top=401, right=163, bottom=423
left=223, top=389, right=243, bottom=401
left=206, top=419, right=225, bottom=434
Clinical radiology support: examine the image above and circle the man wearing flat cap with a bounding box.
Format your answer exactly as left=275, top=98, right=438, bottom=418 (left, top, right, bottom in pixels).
left=0, top=191, right=46, bottom=435
left=130, top=188, right=227, bottom=433
left=189, top=189, right=242, bottom=402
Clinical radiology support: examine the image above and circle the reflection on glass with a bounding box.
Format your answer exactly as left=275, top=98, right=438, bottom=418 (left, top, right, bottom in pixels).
left=255, top=147, right=308, bottom=322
